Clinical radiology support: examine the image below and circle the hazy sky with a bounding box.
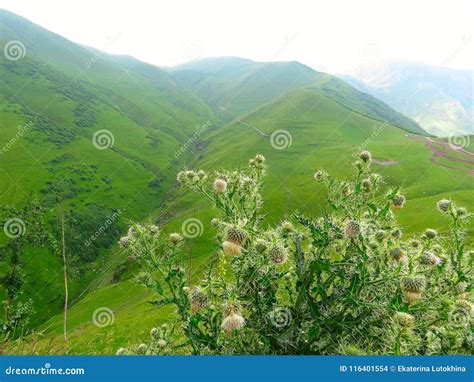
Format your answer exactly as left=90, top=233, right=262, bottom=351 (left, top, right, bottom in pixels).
left=1, top=0, right=472, bottom=73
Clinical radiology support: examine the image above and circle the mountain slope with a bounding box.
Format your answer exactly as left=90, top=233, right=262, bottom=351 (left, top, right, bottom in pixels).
left=0, top=9, right=217, bottom=326
left=1, top=10, right=470, bottom=354
left=169, top=57, right=426, bottom=134
left=342, top=62, right=473, bottom=137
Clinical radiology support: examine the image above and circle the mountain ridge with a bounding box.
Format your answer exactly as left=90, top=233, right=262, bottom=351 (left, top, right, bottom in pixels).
left=342, top=62, right=473, bottom=137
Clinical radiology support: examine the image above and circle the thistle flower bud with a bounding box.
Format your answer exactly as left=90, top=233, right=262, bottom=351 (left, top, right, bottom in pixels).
left=410, top=239, right=420, bottom=248
left=169, top=232, right=182, bottom=244
left=149, top=225, right=160, bottom=235
left=213, top=178, right=227, bottom=193
left=392, top=194, right=406, bottom=210
left=197, top=170, right=207, bottom=180
left=424, top=229, right=437, bottom=239
left=156, top=339, right=167, bottom=348
left=150, top=327, right=159, bottom=338
left=361, top=178, right=372, bottom=192
left=254, top=239, right=268, bottom=252
left=116, top=348, right=127, bottom=355
left=314, top=170, right=325, bottom=182
left=185, top=170, right=198, bottom=184
left=269, top=245, right=287, bottom=264
left=221, top=312, right=245, bottom=333
left=254, top=154, right=266, bottom=164
left=137, top=344, right=147, bottom=354
left=189, top=287, right=209, bottom=313
left=176, top=171, right=186, bottom=183
left=392, top=229, right=403, bottom=239
left=390, top=248, right=407, bottom=263
left=225, top=226, right=247, bottom=245
left=359, top=151, right=372, bottom=163
left=370, top=173, right=382, bottom=183
left=437, top=199, right=451, bottom=213
left=394, top=312, right=414, bottom=327
left=402, top=276, right=425, bottom=304
left=344, top=220, right=360, bottom=239
left=456, top=207, right=467, bottom=217
left=127, top=226, right=137, bottom=238
left=375, top=230, right=385, bottom=242
left=119, top=236, right=130, bottom=248
left=420, top=252, right=442, bottom=266
left=281, top=221, right=294, bottom=232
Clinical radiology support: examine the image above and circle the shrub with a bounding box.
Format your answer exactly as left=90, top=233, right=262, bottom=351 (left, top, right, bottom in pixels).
left=121, top=153, right=473, bottom=355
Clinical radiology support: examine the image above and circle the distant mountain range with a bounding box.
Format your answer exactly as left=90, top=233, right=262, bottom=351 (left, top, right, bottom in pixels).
left=342, top=62, right=473, bottom=137
left=169, top=57, right=425, bottom=134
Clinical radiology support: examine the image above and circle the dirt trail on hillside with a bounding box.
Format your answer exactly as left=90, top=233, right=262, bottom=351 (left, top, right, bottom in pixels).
left=412, top=136, right=474, bottom=175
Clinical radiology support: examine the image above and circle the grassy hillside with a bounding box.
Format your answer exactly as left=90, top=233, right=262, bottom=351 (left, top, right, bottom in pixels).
left=169, top=57, right=425, bottom=134
left=16, top=85, right=473, bottom=355
left=0, top=9, right=217, bottom=326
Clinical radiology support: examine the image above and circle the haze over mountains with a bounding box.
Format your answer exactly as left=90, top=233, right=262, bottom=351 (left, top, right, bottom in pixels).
left=343, top=62, right=473, bottom=137
left=0, top=9, right=473, bottom=354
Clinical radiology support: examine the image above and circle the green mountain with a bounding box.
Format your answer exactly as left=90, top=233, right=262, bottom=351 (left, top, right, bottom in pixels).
left=169, top=57, right=426, bottom=134
left=342, top=62, right=474, bottom=137
left=0, top=8, right=217, bottom=326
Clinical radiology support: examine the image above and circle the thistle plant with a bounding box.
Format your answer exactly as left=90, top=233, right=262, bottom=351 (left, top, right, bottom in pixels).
left=122, top=153, right=472, bottom=355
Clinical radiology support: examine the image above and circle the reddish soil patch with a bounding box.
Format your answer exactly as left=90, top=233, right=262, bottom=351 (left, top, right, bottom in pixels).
left=412, top=136, right=474, bottom=175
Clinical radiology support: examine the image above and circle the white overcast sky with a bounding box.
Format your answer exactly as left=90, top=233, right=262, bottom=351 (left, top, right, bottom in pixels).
left=1, top=0, right=472, bottom=74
